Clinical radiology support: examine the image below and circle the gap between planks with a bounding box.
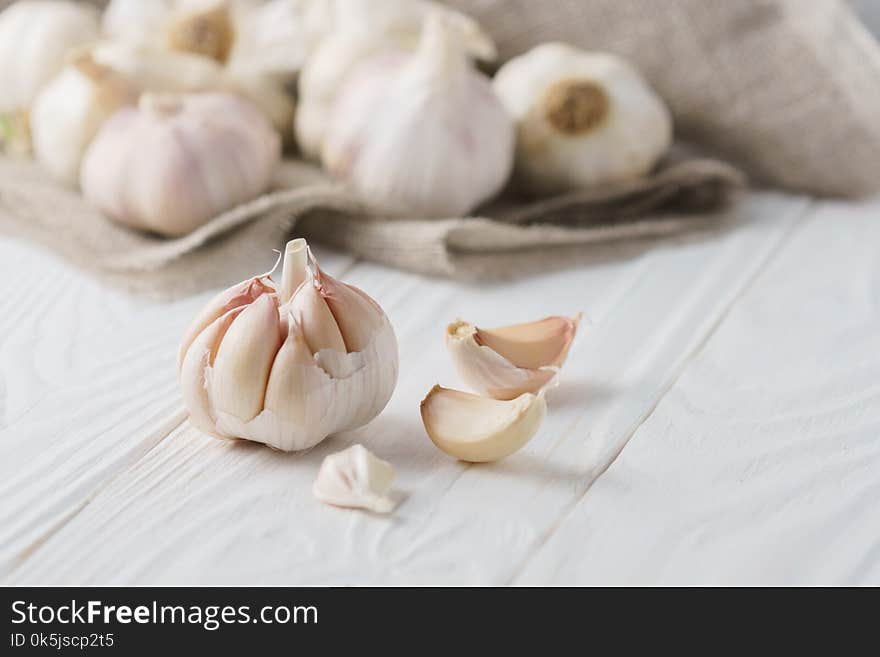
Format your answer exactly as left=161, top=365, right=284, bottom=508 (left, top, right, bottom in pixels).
left=504, top=200, right=817, bottom=585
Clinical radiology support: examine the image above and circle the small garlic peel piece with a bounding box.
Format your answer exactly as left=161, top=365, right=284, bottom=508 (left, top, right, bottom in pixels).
left=421, top=386, right=547, bottom=463
left=313, top=444, right=396, bottom=514
left=446, top=314, right=581, bottom=400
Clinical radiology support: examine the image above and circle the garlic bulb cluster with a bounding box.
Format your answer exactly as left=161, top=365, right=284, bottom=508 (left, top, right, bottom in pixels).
left=0, top=0, right=100, bottom=153
left=296, top=1, right=496, bottom=162
left=313, top=444, right=396, bottom=513
left=319, top=15, right=514, bottom=217
left=421, top=314, right=581, bottom=463
left=81, top=92, right=280, bottom=236
left=31, top=53, right=137, bottom=184
left=493, top=43, right=673, bottom=195
left=179, top=239, right=399, bottom=452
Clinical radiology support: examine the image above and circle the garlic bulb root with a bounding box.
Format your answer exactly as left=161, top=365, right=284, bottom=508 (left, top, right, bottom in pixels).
left=319, top=13, right=513, bottom=217
left=80, top=91, right=280, bottom=236
left=446, top=314, right=581, bottom=400
left=179, top=239, right=399, bottom=451
left=420, top=386, right=547, bottom=463
left=313, top=444, right=396, bottom=513
left=493, top=43, right=673, bottom=195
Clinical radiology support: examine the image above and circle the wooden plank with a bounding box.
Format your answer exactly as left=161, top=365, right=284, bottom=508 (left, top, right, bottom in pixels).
left=7, top=193, right=811, bottom=584
left=515, top=199, right=880, bottom=585
left=0, top=238, right=354, bottom=577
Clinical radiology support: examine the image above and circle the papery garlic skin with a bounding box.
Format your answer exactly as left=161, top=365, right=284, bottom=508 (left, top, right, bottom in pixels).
left=446, top=315, right=581, bottom=401
left=313, top=444, right=396, bottom=513
left=320, top=15, right=513, bottom=217
left=295, top=0, right=496, bottom=161
left=0, top=0, right=100, bottom=153
left=421, top=386, right=546, bottom=463
left=493, top=43, right=673, bottom=196
left=80, top=92, right=280, bottom=236
left=31, top=53, right=136, bottom=184
left=179, top=239, right=399, bottom=452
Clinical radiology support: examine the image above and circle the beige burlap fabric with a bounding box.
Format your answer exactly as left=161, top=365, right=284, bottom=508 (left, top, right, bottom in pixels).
left=444, top=0, right=880, bottom=198
left=0, top=153, right=742, bottom=298
left=2, top=0, right=878, bottom=298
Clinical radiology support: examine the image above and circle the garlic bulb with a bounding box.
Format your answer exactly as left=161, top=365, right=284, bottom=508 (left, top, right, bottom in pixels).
left=446, top=315, right=581, bottom=401
left=313, top=444, right=396, bottom=513
left=295, top=1, right=496, bottom=161
left=319, top=14, right=513, bottom=217
left=31, top=52, right=136, bottom=184
left=493, top=43, right=673, bottom=196
left=0, top=0, right=100, bottom=153
left=421, top=386, right=546, bottom=463
left=80, top=92, right=280, bottom=236
left=179, top=239, right=399, bottom=452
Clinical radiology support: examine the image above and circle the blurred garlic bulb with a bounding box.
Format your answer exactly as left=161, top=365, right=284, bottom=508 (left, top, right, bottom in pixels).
left=320, top=15, right=513, bottom=217
left=493, top=43, right=673, bottom=195
left=446, top=315, right=581, bottom=401
left=103, top=0, right=239, bottom=63
left=80, top=92, right=280, bottom=236
left=313, top=445, right=396, bottom=513
left=295, top=1, right=495, bottom=160
left=31, top=52, right=136, bottom=184
left=0, top=0, right=100, bottom=154
left=179, top=239, right=399, bottom=451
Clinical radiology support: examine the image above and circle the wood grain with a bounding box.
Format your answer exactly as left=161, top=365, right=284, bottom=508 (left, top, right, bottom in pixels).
left=516, top=199, right=880, bottom=585
left=0, top=239, right=354, bottom=577
left=6, top=193, right=813, bottom=584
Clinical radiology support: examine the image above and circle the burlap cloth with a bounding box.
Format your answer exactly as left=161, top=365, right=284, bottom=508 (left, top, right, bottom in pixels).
left=3, top=0, right=880, bottom=298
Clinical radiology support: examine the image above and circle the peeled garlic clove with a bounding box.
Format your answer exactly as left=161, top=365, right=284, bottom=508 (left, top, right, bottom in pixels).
left=320, top=13, right=513, bottom=217
left=210, top=293, right=283, bottom=423
left=493, top=43, right=673, bottom=196
left=420, top=386, right=546, bottom=463
left=0, top=0, right=100, bottom=153
left=313, top=444, right=396, bottom=513
left=80, top=92, right=280, bottom=237
left=31, top=52, right=137, bottom=184
left=179, top=239, right=398, bottom=451
left=446, top=315, right=580, bottom=400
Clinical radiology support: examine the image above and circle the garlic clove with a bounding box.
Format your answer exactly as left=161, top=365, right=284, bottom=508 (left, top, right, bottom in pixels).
left=210, top=292, right=283, bottom=422
left=287, top=278, right=347, bottom=355
left=166, top=0, right=235, bottom=63
left=178, top=275, right=275, bottom=370
left=316, top=265, right=385, bottom=353
left=493, top=43, right=673, bottom=195
left=445, top=315, right=581, bottom=400
left=313, top=444, right=396, bottom=513
left=475, top=315, right=580, bottom=370
left=179, top=306, right=243, bottom=436
left=420, top=386, right=547, bottom=463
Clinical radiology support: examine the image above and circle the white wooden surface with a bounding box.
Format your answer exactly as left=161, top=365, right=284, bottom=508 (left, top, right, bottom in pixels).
left=1, top=191, right=878, bottom=585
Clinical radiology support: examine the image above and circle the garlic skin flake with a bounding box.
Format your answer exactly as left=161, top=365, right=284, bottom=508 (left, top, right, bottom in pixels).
left=446, top=315, right=581, bottom=400
left=320, top=14, right=513, bottom=217
left=313, top=444, right=396, bottom=513
left=179, top=239, right=399, bottom=452
left=421, top=386, right=546, bottom=463
left=0, top=0, right=100, bottom=153
left=80, top=92, right=280, bottom=237
left=31, top=53, right=136, bottom=184
left=493, top=43, right=673, bottom=196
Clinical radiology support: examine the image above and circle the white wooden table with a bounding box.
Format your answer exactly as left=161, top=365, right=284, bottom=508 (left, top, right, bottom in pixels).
left=1, top=190, right=878, bottom=585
